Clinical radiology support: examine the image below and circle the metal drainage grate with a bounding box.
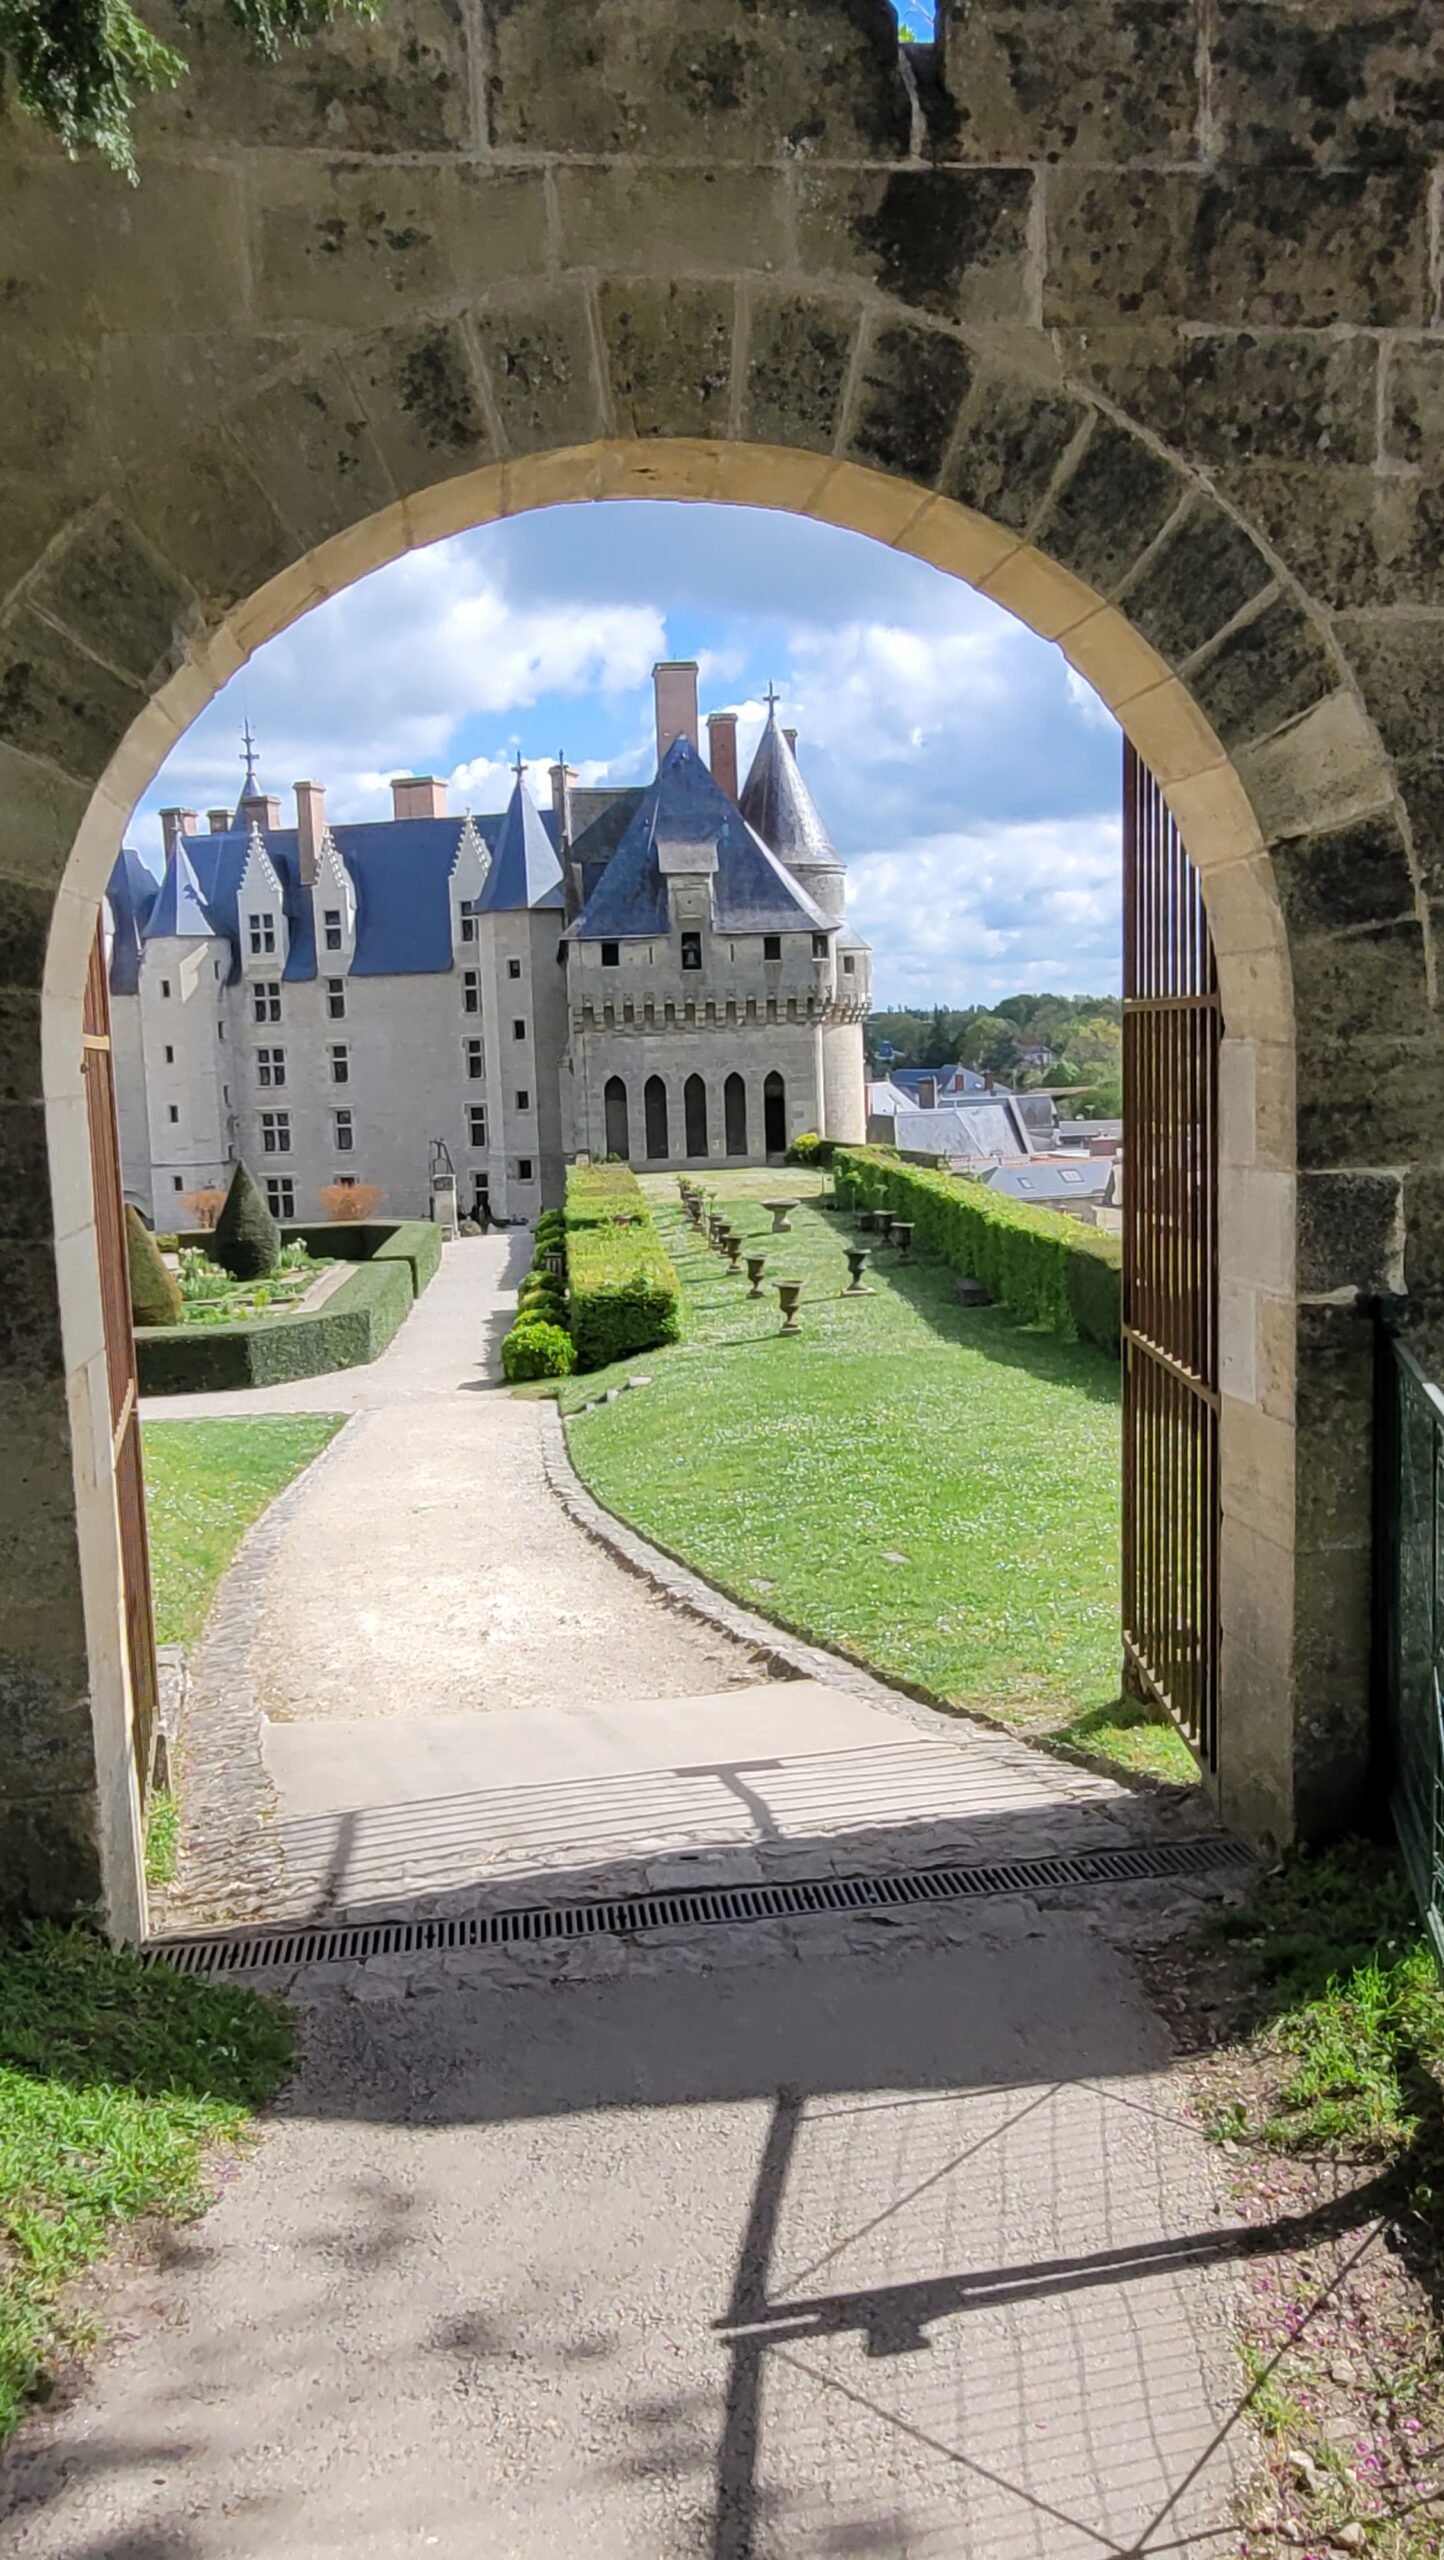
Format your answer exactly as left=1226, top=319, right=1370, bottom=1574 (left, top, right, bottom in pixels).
left=147, top=1834, right=1251, bottom=1978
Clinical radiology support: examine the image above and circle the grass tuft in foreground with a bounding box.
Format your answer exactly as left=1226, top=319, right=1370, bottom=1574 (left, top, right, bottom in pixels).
left=142, top=1413, right=346, bottom=1649
left=0, top=1924, right=293, bottom=2443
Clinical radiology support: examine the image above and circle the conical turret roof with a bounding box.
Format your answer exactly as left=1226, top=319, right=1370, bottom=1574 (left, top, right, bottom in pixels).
left=739, top=706, right=841, bottom=871
left=473, top=769, right=564, bottom=913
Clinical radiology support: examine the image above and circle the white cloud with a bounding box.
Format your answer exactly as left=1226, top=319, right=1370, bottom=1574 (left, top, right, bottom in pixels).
left=848, top=816, right=1121, bottom=1006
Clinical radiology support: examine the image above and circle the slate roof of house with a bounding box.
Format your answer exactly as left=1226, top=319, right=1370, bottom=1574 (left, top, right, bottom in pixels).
left=568, top=786, right=646, bottom=909
left=117, top=803, right=562, bottom=987
left=106, top=845, right=161, bottom=994
left=738, top=708, right=841, bottom=871
left=474, top=772, right=564, bottom=915
left=568, top=735, right=827, bottom=942
left=887, top=1101, right=1034, bottom=1160
left=891, top=1064, right=994, bottom=1099
left=981, top=1157, right=1112, bottom=1202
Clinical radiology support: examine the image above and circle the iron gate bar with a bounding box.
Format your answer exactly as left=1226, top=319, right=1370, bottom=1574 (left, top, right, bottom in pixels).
left=1376, top=1322, right=1444, bottom=1967
left=1122, top=740, right=1222, bottom=1768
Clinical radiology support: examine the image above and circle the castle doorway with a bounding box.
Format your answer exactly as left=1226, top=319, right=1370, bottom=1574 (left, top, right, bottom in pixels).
left=604, top=1077, right=629, bottom=1162
left=725, top=1074, right=749, bottom=1159
left=644, top=1076, right=669, bottom=1160
left=763, top=1072, right=787, bottom=1157
left=684, top=1075, right=708, bottom=1160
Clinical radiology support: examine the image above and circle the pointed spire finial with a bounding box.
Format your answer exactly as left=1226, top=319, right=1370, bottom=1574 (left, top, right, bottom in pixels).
left=512, top=751, right=527, bottom=786
left=764, top=682, right=780, bottom=716
left=241, top=718, right=260, bottom=794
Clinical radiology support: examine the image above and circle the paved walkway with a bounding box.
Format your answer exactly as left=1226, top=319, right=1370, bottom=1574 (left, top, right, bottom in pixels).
left=0, top=1235, right=1256, bottom=2554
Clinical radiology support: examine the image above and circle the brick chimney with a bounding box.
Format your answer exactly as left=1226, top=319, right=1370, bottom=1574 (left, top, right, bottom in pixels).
left=294, top=781, right=325, bottom=887
left=783, top=727, right=798, bottom=754
left=160, top=809, right=198, bottom=858
left=653, top=661, right=699, bottom=764
left=390, top=776, right=448, bottom=820
left=706, top=712, right=739, bottom=800
left=207, top=808, right=231, bottom=834
left=550, top=760, right=577, bottom=847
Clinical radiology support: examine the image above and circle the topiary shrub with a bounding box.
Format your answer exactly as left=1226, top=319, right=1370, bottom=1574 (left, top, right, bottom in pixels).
left=125, top=1204, right=182, bottom=1326
left=534, top=1209, right=565, bottom=1246
left=501, top=1318, right=575, bottom=1382
left=212, top=1161, right=280, bottom=1281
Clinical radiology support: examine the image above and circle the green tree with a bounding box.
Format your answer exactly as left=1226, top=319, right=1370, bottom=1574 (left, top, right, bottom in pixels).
left=955, top=1012, right=1020, bottom=1077
left=211, top=1161, right=280, bottom=1281
left=125, top=1203, right=182, bottom=1327
left=0, top=0, right=379, bottom=179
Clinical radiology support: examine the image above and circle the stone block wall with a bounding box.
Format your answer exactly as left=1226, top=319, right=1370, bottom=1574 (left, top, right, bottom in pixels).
left=0, top=0, right=1439, bottom=1914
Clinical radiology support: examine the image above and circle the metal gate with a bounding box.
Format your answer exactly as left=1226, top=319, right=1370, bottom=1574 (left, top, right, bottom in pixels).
left=82, top=922, right=159, bottom=1797
left=1121, top=740, right=1222, bottom=1767
left=1376, top=1322, right=1444, bottom=1965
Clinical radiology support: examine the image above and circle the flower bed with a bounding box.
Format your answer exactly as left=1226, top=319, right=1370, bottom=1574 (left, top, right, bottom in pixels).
left=137, top=1219, right=440, bottom=1394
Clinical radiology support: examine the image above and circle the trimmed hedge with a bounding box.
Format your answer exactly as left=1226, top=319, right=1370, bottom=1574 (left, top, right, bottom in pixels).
left=126, top=1204, right=182, bottom=1326
left=564, top=1165, right=681, bottom=1371
left=501, top=1318, right=575, bottom=1382
left=137, top=1256, right=414, bottom=1394
left=833, top=1146, right=1121, bottom=1356
left=173, top=1218, right=442, bottom=1295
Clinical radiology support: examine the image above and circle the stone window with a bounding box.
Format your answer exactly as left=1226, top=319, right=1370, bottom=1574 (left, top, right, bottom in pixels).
left=326, top=979, right=346, bottom=1020
left=812, top=933, right=828, bottom=959
left=512, top=1018, right=526, bottom=1040
left=459, top=900, right=477, bottom=944
left=254, top=981, right=281, bottom=1023
left=218, top=1022, right=225, bottom=1041
left=468, top=1105, right=487, bottom=1148
left=763, top=935, right=782, bottom=961
left=681, top=932, right=702, bottom=972
left=160, top=978, right=171, bottom=999
left=265, top=1176, right=295, bottom=1219
left=334, top=1174, right=357, bottom=1190
left=248, top=913, right=276, bottom=957
left=516, top=1089, right=530, bottom=1111
left=323, top=908, right=343, bottom=952
left=843, top=955, right=856, bottom=975
left=516, top=1157, right=533, bottom=1183
left=163, top=1045, right=174, bottom=1064
left=465, top=1038, right=484, bottom=1079
left=333, top=1109, right=353, bottom=1153
left=329, top=1044, right=349, bottom=1084
left=172, top=1174, right=183, bottom=1192
left=261, top=1110, right=290, bottom=1155
left=462, top=969, right=480, bottom=1014
left=167, top=1103, right=178, bottom=1124
left=601, top=942, right=619, bottom=968
left=508, top=958, right=522, bottom=980
left=256, top=1047, right=285, bottom=1088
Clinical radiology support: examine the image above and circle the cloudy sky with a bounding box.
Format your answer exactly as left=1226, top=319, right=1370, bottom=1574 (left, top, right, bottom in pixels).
left=133, top=500, right=1122, bottom=1009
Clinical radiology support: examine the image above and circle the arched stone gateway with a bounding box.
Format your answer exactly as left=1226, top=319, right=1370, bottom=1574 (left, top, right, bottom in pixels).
left=2, top=0, right=1434, bottom=1931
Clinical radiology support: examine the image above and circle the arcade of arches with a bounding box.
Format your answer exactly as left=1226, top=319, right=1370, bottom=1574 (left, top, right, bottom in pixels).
left=2, top=0, right=1440, bottom=1937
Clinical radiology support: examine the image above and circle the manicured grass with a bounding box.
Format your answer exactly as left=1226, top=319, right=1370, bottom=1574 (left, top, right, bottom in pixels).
left=142, top=1414, right=346, bottom=1649
left=0, top=1924, right=293, bottom=2442
left=143, top=1785, right=179, bottom=1888
left=561, top=1171, right=1196, bottom=1783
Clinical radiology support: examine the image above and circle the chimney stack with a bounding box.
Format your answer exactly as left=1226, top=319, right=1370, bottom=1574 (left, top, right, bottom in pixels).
left=207, top=808, right=231, bottom=834
left=294, top=781, right=325, bottom=887
left=390, top=776, right=448, bottom=821
left=783, top=727, right=798, bottom=754
left=550, top=759, right=577, bottom=848
left=160, top=808, right=198, bottom=859
left=653, top=660, right=699, bottom=764
left=706, top=711, right=739, bottom=800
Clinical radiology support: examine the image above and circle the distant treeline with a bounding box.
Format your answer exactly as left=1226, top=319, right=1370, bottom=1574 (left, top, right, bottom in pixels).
left=866, top=995, right=1122, bottom=1117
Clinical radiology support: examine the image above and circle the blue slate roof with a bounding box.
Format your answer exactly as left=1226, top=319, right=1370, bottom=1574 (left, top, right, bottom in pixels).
left=568, top=736, right=826, bottom=942
left=147, top=841, right=219, bottom=940
left=127, top=805, right=561, bottom=984
left=473, top=773, right=564, bottom=915
left=106, top=846, right=161, bottom=994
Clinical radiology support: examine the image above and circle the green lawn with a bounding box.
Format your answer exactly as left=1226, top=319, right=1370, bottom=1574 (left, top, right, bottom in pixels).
left=141, top=1413, right=347, bottom=1649
left=0, top=1925, right=292, bottom=2443
left=561, top=1171, right=1195, bottom=1785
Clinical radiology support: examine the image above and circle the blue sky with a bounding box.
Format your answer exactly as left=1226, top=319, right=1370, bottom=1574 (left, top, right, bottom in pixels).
left=134, top=500, right=1123, bottom=1008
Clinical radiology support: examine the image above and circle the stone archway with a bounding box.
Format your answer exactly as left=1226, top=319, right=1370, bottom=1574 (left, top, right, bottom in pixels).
left=2, top=0, right=1429, bottom=1931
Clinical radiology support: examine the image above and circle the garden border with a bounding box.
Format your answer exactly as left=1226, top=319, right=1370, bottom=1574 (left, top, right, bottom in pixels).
left=136, top=1220, right=441, bottom=1396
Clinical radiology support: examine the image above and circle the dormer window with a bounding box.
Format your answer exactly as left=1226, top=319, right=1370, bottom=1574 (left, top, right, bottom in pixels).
left=601, top=943, right=619, bottom=968
left=248, top=913, right=276, bottom=957
left=459, top=899, right=477, bottom=944
left=763, top=935, right=782, bottom=962
left=323, top=908, right=343, bottom=952
left=681, top=932, right=702, bottom=972
left=812, top=933, right=829, bottom=959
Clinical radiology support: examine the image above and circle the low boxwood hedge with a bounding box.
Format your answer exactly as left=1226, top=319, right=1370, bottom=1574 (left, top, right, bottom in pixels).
left=137, top=1256, right=415, bottom=1394
left=501, top=1318, right=575, bottom=1382
left=833, top=1145, right=1121, bottom=1356
left=565, top=1165, right=681, bottom=1370
left=173, top=1218, right=442, bottom=1295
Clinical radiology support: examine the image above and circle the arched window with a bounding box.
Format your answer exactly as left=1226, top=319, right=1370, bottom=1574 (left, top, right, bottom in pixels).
left=683, top=1073, right=708, bottom=1159
left=644, top=1075, right=669, bottom=1160
left=603, top=1075, right=629, bottom=1161
left=763, top=1070, right=786, bottom=1156
left=724, top=1072, right=748, bottom=1159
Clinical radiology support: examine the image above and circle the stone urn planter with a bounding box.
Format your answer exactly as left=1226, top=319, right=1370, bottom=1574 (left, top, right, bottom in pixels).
left=875, top=1212, right=895, bottom=1246
left=855, top=1207, right=879, bottom=1233
left=723, top=1233, right=743, bottom=1274
left=746, top=1253, right=768, bottom=1298
left=843, top=1247, right=873, bottom=1295
left=685, top=1195, right=705, bottom=1228
left=763, top=1197, right=798, bottom=1232
left=890, top=1220, right=914, bottom=1263
left=776, top=1280, right=803, bottom=1334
